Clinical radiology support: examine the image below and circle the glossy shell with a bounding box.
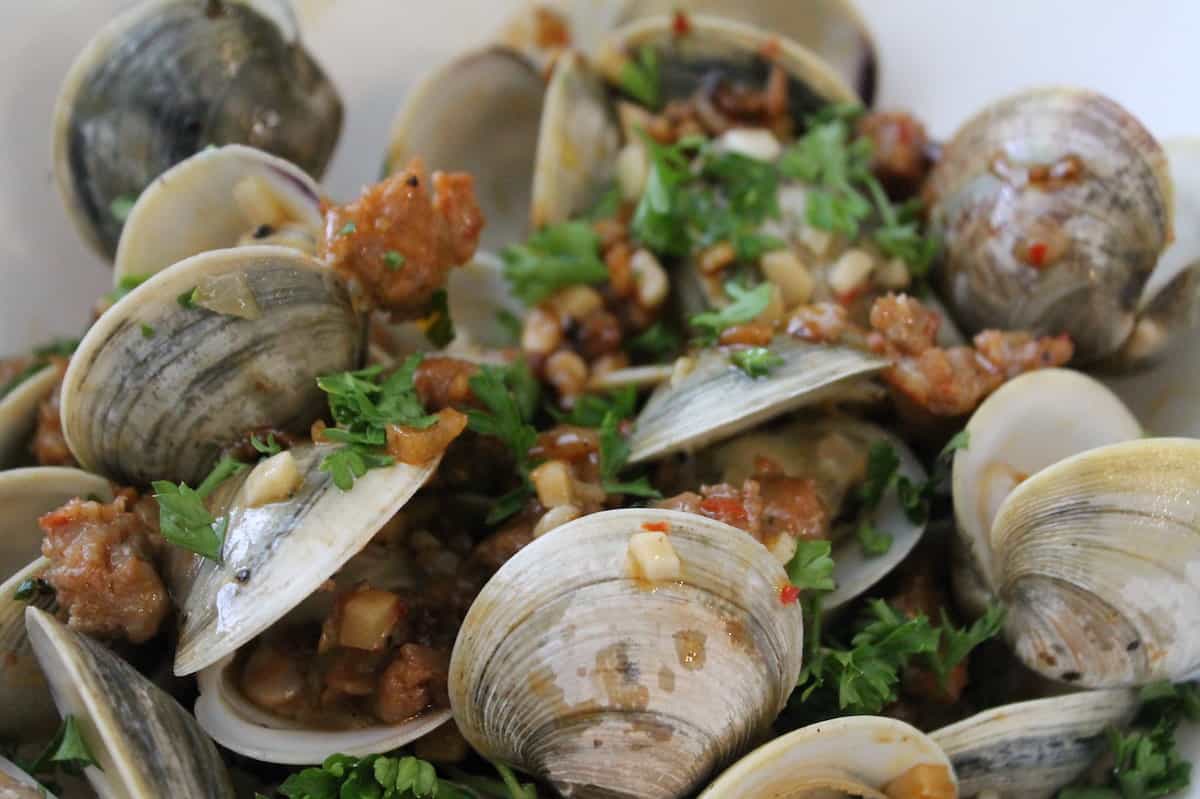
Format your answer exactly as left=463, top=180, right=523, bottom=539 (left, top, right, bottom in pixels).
left=932, top=689, right=1138, bottom=799
left=927, top=87, right=1172, bottom=364
left=0, top=365, right=62, bottom=469
left=449, top=508, right=805, bottom=799
left=61, top=246, right=362, bottom=487
left=700, top=716, right=957, bottom=798
left=628, top=337, right=886, bottom=464
left=114, top=144, right=324, bottom=281
left=53, top=0, right=341, bottom=258
left=27, top=607, right=235, bottom=799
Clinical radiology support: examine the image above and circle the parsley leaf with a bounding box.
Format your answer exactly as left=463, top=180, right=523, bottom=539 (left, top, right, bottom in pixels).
left=22, top=715, right=101, bottom=781
left=599, top=411, right=659, bottom=498
left=426, top=289, right=455, bottom=348
left=495, top=309, right=522, bottom=343
left=277, top=753, right=459, bottom=799
left=895, top=430, right=969, bottom=524
left=730, top=346, right=784, bottom=378
left=105, top=273, right=149, bottom=303
left=467, top=363, right=543, bottom=523
left=618, top=44, right=661, bottom=109
left=779, top=117, right=873, bottom=237
left=785, top=540, right=836, bottom=593
left=385, top=250, right=406, bottom=271
left=501, top=221, right=609, bottom=304
left=250, top=433, right=282, bottom=456
left=109, top=195, right=136, bottom=222
left=631, top=135, right=695, bottom=257
left=688, top=281, right=773, bottom=344
left=153, top=456, right=246, bottom=562
left=858, top=441, right=900, bottom=508
left=929, top=603, right=1006, bottom=684
left=554, top=386, right=638, bottom=428
left=586, top=184, right=623, bottom=222
left=627, top=321, right=681, bottom=361
left=855, top=520, right=893, bottom=556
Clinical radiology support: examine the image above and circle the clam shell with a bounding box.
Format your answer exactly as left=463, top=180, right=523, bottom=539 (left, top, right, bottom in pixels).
left=0, top=755, right=55, bottom=799
left=989, top=437, right=1200, bottom=686
left=449, top=508, right=804, bottom=799
left=61, top=246, right=363, bottom=487
left=26, top=607, right=234, bottom=799
left=627, top=337, right=886, bottom=464
left=113, top=145, right=323, bottom=282
left=700, top=716, right=957, bottom=798
left=0, top=469, right=112, bottom=740
left=387, top=47, right=544, bottom=251
left=530, top=50, right=621, bottom=230
left=0, top=364, right=61, bottom=469
left=931, top=689, right=1138, bottom=799
left=927, top=87, right=1172, bottom=364
left=173, top=443, right=438, bottom=676
left=951, top=368, right=1141, bottom=611
left=53, top=0, right=341, bottom=258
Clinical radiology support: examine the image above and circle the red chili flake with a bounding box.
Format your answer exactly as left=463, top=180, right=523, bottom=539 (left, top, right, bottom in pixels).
left=699, top=496, right=748, bottom=525
left=779, top=584, right=801, bottom=605
left=672, top=10, right=691, bottom=36
left=1027, top=242, right=1049, bottom=268
left=641, top=521, right=669, bottom=533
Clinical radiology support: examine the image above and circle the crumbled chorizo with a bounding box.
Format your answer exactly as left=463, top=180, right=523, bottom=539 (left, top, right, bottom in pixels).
left=787, top=303, right=850, bottom=345
left=856, top=111, right=932, bottom=199
left=322, top=159, right=484, bottom=319
left=39, top=491, right=170, bottom=644
left=972, top=329, right=1075, bottom=379
left=869, top=293, right=940, bottom=356
left=386, top=408, right=469, bottom=466
left=375, top=644, right=450, bottom=724
left=413, top=357, right=479, bottom=411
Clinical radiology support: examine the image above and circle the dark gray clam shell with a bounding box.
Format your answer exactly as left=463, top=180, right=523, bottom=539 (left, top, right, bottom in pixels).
left=53, top=0, right=342, bottom=258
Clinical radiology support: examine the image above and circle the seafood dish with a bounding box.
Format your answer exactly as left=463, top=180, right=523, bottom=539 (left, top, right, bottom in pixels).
left=2, top=0, right=1199, bottom=797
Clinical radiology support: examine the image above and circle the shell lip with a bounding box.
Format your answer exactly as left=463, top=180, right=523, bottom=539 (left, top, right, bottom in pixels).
left=0, top=365, right=62, bottom=467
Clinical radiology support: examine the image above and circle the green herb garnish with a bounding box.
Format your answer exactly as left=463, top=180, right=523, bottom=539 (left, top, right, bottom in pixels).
left=250, top=433, right=282, bottom=456
left=425, top=289, right=455, bottom=348
left=501, top=221, right=609, bottom=304
left=855, top=520, right=892, bottom=556
left=627, top=321, right=681, bottom=361
left=177, top=287, right=198, bottom=309
left=618, top=44, right=660, bottom=109
left=153, top=456, right=246, bottom=562
left=688, top=281, right=773, bottom=345
left=495, top=309, right=522, bottom=344
left=467, top=363, right=542, bottom=523
left=785, top=539, right=836, bottom=594
left=139, top=323, right=155, bottom=338
left=109, top=195, right=137, bottom=222
left=598, top=411, right=659, bottom=498
left=554, top=386, right=638, bottom=428
left=730, top=346, right=784, bottom=378
left=105, top=274, right=149, bottom=304
left=385, top=250, right=406, bottom=271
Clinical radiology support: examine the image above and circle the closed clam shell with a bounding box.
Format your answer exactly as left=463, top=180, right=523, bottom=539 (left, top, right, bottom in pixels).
left=628, top=337, right=886, bottom=464
left=60, top=246, right=363, bottom=487
left=114, top=145, right=324, bottom=282
left=931, top=689, right=1138, bottom=799
left=53, top=0, right=341, bottom=258
left=0, top=468, right=112, bottom=741
left=927, top=87, right=1172, bottom=364
left=387, top=47, right=545, bottom=251
left=989, top=437, right=1200, bottom=686
left=26, top=607, right=235, bottom=799
left=699, top=716, right=957, bottom=798
left=0, top=364, right=62, bottom=469
left=449, top=508, right=804, bottom=799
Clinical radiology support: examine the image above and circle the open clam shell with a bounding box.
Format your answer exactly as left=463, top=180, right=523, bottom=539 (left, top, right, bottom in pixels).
left=387, top=47, right=545, bottom=251
left=628, top=337, right=886, bottom=464
left=113, top=145, right=324, bottom=282
left=927, top=87, right=1172, bottom=365
left=53, top=0, right=341, bottom=259
left=931, top=689, right=1139, bottom=799
left=700, top=716, right=957, bottom=798
left=449, top=508, right=804, bottom=799
left=987, top=437, right=1200, bottom=686
left=0, top=469, right=112, bottom=741
left=0, top=365, right=62, bottom=469
left=61, top=246, right=363, bottom=487
left=0, top=756, right=56, bottom=799
left=951, top=368, right=1142, bottom=616
left=26, top=607, right=235, bottom=799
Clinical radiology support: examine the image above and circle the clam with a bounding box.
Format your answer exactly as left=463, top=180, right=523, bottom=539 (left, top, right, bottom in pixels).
left=177, top=443, right=444, bottom=762
left=499, top=0, right=878, bottom=103
left=700, top=716, right=957, bottom=798
left=386, top=47, right=545, bottom=250
left=60, top=245, right=363, bottom=487
left=627, top=336, right=886, bottom=464
left=927, top=87, right=1173, bottom=365
left=449, top=507, right=805, bottom=799
left=53, top=0, right=342, bottom=258
left=0, top=364, right=62, bottom=469
left=0, top=468, right=112, bottom=741
left=704, top=417, right=927, bottom=611
left=26, top=606, right=235, bottom=798
left=0, top=756, right=55, bottom=799
left=950, top=368, right=1142, bottom=616
left=961, top=437, right=1200, bottom=687
left=113, top=144, right=324, bottom=282
left=931, top=689, right=1139, bottom=799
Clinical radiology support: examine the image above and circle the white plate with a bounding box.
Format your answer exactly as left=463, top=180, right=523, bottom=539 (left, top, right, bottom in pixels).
left=1, top=0, right=1196, bottom=793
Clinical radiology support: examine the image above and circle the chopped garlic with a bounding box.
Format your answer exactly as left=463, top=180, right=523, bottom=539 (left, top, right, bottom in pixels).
left=874, top=257, right=911, bottom=290
left=233, top=176, right=286, bottom=227
left=628, top=531, right=682, bottom=581
left=530, top=460, right=576, bottom=508
left=828, top=248, right=876, bottom=296
left=617, top=142, right=649, bottom=202
left=799, top=225, right=833, bottom=258
left=243, top=451, right=301, bottom=508
left=549, top=284, right=604, bottom=320
left=760, top=249, right=814, bottom=307
left=533, top=504, right=582, bottom=538
left=631, top=249, right=669, bottom=308
left=716, top=128, right=782, bottom=162
left=670, top=355, right=697, bottom=387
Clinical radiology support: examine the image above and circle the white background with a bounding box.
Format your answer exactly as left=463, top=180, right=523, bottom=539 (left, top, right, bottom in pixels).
left=1, top=0, right=1198, bottom=786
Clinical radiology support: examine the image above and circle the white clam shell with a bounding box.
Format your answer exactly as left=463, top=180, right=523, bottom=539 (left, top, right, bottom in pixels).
left=699, top=715, right=957, bottom=798
left=931, top=689, right=1138, bottom=799
left=449, top=508, right=804, bottom=799
left=26, top=606, right=235, bottom=799
left=0, top=364, right=61, bottom=469
left=0, top=755, right=56, bottom=799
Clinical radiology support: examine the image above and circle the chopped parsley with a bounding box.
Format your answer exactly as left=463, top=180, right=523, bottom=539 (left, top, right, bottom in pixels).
left=250, top=433, right=282, bottom=456
left=14, top=577, right=53, bottom=602
left=689, top=281, right=773, bottom=345
left=109, top=195, right=137, bottom=222
left=425, top=289, right=455, bottom=348
left=785, top=539, right=836, bottom=594
left=501, top=221, right=609, bottom=304
left=139, top=322, right=155, bottom=338
left=617, top=44, right=661, bottom=109
left=385, top=250, right=406, bottom=271
left=20, top=714, right=101, bottom=786
left=337, top=221, right=357, bottom=237
left=153, top=456, right=247, bottom=562
left=495, top=309, right=522, bottom=344
left=177, top=287, right=199, bottom=309
left=631, top=135, right=697, bottom=257
left=855, top=520, right=893, bottom=556
left=466, top=363, right=542, bottom=523
left=598, top=411, right=659, bottom=498
left=105, top=273, right=149, bottom=304
left=730, top=346, right=783, bottom=378
left=586, top=184, right=622, bottom=222
left=267, top=752, right=537, bottom=799
left=553, top=386, right=638, bottom=428
left=0, top=337, right=79, bottom=400
left=627, top=321, right=681, bottom=361
left=316, top=357, right=437, bottom=491
left=896, top=430, right=969, bottom=524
